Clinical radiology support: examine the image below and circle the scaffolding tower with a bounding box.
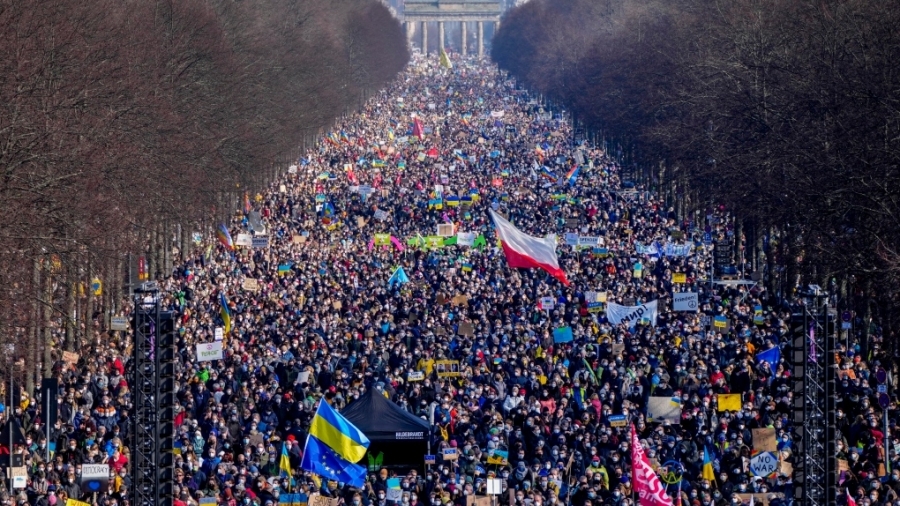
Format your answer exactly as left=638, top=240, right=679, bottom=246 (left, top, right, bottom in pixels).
left=130, top=282, right=177, bottom=506
left=792, top=287, right=837, bottom=506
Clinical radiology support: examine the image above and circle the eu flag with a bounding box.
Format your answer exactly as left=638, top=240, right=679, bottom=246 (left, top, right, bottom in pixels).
left=300, top=436, right=367, bottom=487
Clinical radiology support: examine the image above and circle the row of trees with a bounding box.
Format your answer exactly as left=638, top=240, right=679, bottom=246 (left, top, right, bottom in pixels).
left=493, top=0, right=900, bottom=345
left=0, top=0, right=409, bottom=393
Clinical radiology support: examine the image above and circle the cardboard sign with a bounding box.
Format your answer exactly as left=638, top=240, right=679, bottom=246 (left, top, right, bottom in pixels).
left=752, top=428, right=777, bottom=453
left=465, top=498, right=491, bottom=506
left=451, top=295, right=469, bottom=306
left=437, top=224, right=455, bottom=237
left=9, top=467, right=26, bottom=489
left=242, top=279, right=260, bottom=291
left=441, top=448, right=459, bottom=461
left=308, top=495, right=340, bottom=506
left=292, top=235, right=306, bottom=244
left=837, top=459, right=850, bottom=472
left=424, top=455, right=436, bottom=465
left=62, top=351, right=80, bottom=365
left=333, top=301, right=343, bottom=310
left=436, top=294, right=449, bottom=305
left=458, top=322, right=475, bottom=336
left=436, top=360, right=461, bottom=377
left=779, top=459, right=793, bottom=476
left=408, top=371, right=425, bottom=382
left=565, top=218, right=579, bottom=228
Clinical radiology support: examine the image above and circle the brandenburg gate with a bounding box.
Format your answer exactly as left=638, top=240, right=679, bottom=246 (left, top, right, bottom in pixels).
left=403, top=0, right=503, bottom=57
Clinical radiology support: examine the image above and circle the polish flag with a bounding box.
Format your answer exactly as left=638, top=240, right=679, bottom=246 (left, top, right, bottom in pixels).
left=489, top=209, right=569, bottom=286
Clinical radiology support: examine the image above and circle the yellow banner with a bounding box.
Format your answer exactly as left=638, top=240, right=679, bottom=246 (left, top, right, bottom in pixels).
left=717, top=393, right=742, bottom=412
left=672, top=273, right=686, bottom=284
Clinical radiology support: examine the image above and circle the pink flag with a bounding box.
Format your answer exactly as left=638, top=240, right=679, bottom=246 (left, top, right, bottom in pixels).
left=631, top=424, right=673, bottom=506
left=808, top=323, right=817, bottom=363
left=412, top=118, right=424, bottom=140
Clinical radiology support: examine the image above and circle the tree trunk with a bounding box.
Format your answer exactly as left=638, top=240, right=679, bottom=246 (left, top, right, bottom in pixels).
left=27, top=257, right=40, bottom=395
left=43, top=260, right=54, bottom=379
left=86, top=258, right=94, bottom=346
left=65, top=266, right=77, bottom=352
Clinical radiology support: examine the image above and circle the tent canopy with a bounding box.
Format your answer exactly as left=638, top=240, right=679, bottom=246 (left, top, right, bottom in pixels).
left=342, top=389, right=430, bottom=442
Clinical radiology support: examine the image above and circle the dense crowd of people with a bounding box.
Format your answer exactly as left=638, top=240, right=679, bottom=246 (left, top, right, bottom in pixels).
left=1, top=54, right=895, bottom=506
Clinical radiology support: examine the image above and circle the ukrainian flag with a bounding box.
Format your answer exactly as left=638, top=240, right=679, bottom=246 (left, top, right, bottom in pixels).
left=219, top=293, right=232, bottom=335
left=309, top=400, right=370, bottom=463
left=280, top=441, right=292, bottom=478
left=702, top=447, right=716, bottom=483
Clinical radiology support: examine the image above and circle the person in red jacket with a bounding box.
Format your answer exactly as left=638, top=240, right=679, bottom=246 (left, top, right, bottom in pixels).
left=108, top=448, right=128, bottom=474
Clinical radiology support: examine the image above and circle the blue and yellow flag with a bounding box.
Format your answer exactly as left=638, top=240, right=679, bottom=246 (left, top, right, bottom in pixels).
left=309, top=400, right=370, bottom=463
left=219, top=293, right=232, bottom=335
left=702, top=447, right=716, bottom=483
left=280, top=441, right=292, bottom=478
left=300, top=434, right=367, bottom=487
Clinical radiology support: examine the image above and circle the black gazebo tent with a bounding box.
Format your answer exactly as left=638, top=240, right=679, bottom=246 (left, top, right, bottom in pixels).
left=342, top=390, right=431, bottom=471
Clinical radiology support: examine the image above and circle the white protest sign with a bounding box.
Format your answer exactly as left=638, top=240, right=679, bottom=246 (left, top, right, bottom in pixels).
left=110, top=317, right=128, bottom=331
left=749, top=452, right=778, bottom=477
left=606, top=300, right=659, bottom=327
left=564, top=233, right=579, bottom=246
left=374, top=209, right=389, bottom=221
left=214, top=327, right=223, bottom=341
left=539, top=297, right=556, bottom=310
left=197, top=341, right=224, bottom=362
left=235, top=234, right=253, bottom=247
left=577, top=236, right=601, bottom=247
left=456, top=232, right=476, bottom=247
left=647, top=397, right=682, bottom=423
left=673, top=292, right=699, bottom=312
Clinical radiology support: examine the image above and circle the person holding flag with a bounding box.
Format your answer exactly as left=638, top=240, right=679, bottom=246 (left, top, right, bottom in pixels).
left=219, top=292, right=232, bottom=336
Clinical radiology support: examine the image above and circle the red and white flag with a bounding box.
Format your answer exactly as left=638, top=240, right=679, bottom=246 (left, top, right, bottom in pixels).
left=846, top=489, right=857, bottom=506
left=412, top=118, right=425, bottom=140
left=631, top=424, right=673, bottom=506
left=489, top=210, right=569, bottom=286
